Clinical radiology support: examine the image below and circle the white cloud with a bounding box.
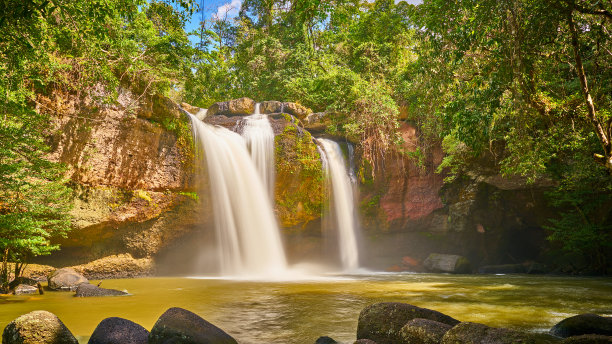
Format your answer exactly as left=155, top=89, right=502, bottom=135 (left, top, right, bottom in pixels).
left=215, top=0, right=242, bottom=19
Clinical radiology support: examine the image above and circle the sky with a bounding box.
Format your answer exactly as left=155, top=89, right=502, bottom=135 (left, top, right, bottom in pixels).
left=185, top=0, right=423, bottom=45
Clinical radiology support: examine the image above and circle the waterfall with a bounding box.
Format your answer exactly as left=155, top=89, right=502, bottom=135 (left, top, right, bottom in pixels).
left=317, top=138, right=360, bottom=271
left=235, top=104, right=275, bottom=198
left=188, top=113, right=287, bottom=277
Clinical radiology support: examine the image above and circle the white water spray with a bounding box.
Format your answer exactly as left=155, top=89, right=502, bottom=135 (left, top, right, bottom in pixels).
left=317, top=138, right=360, bottom=271
left=236, top=104, right=275, bottom=197
left=188, top=113, right=287, bottom=277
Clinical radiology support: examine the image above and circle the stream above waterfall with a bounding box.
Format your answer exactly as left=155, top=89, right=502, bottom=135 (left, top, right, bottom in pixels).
left=1, top=274, right=610, bottom=344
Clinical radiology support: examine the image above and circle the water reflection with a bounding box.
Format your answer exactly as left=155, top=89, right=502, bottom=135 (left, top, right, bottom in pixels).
left=0, top=274, right=610, bottom=344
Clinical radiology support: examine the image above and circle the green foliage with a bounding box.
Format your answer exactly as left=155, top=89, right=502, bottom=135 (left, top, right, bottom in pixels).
left=0, top=0, right=198, bottom=291
left=0, top=109, right=73, bottom=292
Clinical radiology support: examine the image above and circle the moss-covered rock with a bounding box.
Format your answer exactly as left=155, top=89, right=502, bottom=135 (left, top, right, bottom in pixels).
left=441, top=322, right=560, bottom=344
left=357, top=302, right=459, bottom=344
left=399, top=318, right=453, bottom=344
left=2, top=311, right=78, bottom=344
left=274, top=121, right=325, bottom=228
left=207, top=97, right=255, bottom=116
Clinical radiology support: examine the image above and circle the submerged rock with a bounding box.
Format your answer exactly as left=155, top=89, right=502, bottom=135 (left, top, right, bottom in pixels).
left=47, top=268, right=88, bottom=291
left=88, top=317, right=149, bottom=344
left=423, top=253, right=471, bottom=274
left=75, top=283, right=128, bottom=297
left=550, top=314, right=612, bottom=338
left=2, top=310, right=78, bottom=344
left=357, top=302, right=459, bottom=344
left=441, top=322, right=560, bottom=344
left=149, top=307, right=237, bottom=344
left=12, top=284, right=38, bottom=295
left=316, top=336, right=338, bottom=344
left=399, top=318, right=453, bottom=344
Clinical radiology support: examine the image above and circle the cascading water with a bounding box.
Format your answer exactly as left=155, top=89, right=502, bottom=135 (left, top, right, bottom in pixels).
left=188, top=112, right=287, bottom=277
left=235, top=104, right=275, bottom=198
left=317, top=138, right=361, bottom=271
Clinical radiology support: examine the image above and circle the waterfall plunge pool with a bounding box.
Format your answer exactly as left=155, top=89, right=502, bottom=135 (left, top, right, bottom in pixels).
left=1, top=273, right=611, bottom=343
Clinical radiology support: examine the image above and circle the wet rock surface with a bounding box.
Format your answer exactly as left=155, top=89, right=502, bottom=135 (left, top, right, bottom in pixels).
left=12, top=284, right=39, bottom=295
left=399, top=318, right=453, bottom=344
left=47, top=268, right=88, bottom=291
left=88, top=317, right=149, bottom=344
left=357, top=302, right=459, bottom=344
left=74, top=283, right=128, bottom=297
left=441, top=322, right=560, bottom=344
left=550, top=314, right=612, bottom=338
left=149, top=307, right=238, bottom=344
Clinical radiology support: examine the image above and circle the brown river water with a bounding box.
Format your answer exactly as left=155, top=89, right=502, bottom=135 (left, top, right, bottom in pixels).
left=1, top=273, right=611, bottom=343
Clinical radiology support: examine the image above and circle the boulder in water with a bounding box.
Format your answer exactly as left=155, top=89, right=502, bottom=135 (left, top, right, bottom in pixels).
left=550, top=314, right=612, bottom=338
left=75, top=283, right=128, bottom=297
left=149, top=307, right=237, bottom=344
left=423, top=253, right=471, bottom=273
left=357, top=302, right=459, bottom=344
left=2, top=310, right=78, bottom=344
left=208, top=97, right=255, bottom=117
left=441, top=322, right=560, bottom=344
left=9, top=277, right=38, bottom=290
left=316, top=336, right=338, bottom=344
left=88, top=317, right=149, bottom=344
left=47, top=268, right=88, bottom=291
left=399, top=318, right=453, bottom=344
left=12, top=284, right=38, bottom=295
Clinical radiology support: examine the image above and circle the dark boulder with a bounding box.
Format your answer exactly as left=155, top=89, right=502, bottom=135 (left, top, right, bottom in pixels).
left=478, top=264, right=526, bottom=274
left=550, top=314, right=612, bottom=338
left=316, top=336, right=338, bottom=344
left=149, top=307, right=237, bottom=344
left=357, top=302, right=459, bottom=344
left=47, top=268, right=88, bottom=291
left=207, top=97, right=255, bottom=117
left=423, top=254, right=471, bottom=274
left=562, top=335, right=612, bottom=344
left=9, top=277, right=38, bottom=290
left=12, top=284, right=38, bottom=295
left=2, top=310, right=78, bottom=344
left=88, top=317, right=149, bottom=344
left=399, top=318, right=453, bottom=344
left=441, top=322, right=560, bottom=344
left=75, top=283, right=128, bottom=297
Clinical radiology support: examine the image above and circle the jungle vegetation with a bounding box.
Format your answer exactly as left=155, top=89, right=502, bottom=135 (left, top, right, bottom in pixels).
left=0, top=0, right=610, bottom=280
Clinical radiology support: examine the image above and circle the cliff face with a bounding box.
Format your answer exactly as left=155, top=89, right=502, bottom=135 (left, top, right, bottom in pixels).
left=37, top=90, right=208, bottom=266
left=38, top=93, right=556, bottom=273
left=360, top=121, right=555, bottom=270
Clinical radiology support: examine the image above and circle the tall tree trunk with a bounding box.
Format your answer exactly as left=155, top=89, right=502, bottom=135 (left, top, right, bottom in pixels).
left=567, top=10, right=612, bottom=171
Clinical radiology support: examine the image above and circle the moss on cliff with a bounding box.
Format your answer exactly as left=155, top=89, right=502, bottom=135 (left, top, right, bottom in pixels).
left=274, top=122, right=325, bottom=228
